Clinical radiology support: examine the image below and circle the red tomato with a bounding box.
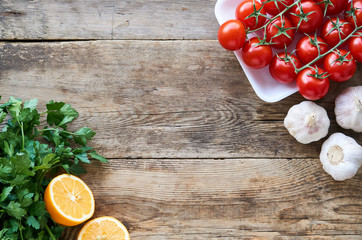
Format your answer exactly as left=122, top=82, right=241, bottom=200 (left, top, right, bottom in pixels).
left=269, top=52, right=302, bottom=84
left=320, top=17, right=353, bottom=47
left=349, top=32, right=362, bottom=62
left=266, top=16, right=295, bottom=49
left=296, top=35, right=329, bottom=65
left=316, top=0, right=348, bottom=15
left=261, top=0, right=294, bottom=15
left=241, top=37, right=273, bottom=69
left=344, top=0, right=362, bottom=27
left=218, top=20, right=246, bottom=51
left=323, top=49, right=356, bottom=82
left=289, top=0, right=323, bottom=33
left=297, top=67, right=330, bottom=100
left=235, top=0, right=267, bottom=30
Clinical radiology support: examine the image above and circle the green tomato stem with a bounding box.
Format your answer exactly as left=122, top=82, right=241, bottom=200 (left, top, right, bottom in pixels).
left=296, top=25, right=362, bottom=73
left=247, top=0, right=302, bottom=34
left=246, top=0, right=361, bottom=75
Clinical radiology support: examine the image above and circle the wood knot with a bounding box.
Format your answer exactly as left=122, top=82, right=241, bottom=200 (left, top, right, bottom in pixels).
left=2, top=10, right=25, bottom=17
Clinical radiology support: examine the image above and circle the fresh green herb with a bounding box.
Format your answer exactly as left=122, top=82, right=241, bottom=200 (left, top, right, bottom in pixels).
left=0, top=96, right=108, bottom=239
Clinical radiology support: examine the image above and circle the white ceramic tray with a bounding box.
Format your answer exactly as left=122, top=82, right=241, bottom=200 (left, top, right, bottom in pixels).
left=215, top=0, right=299, bottom=102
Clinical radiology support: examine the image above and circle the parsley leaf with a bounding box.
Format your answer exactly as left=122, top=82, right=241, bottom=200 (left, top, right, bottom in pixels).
left=46, top=101, right=79, bottom=128
left=23, top=99, right=38, bottom=111
left=0, top=96, right=108, bottom=239
left=73, top=127, right=96, bottom=146
left=89, top=151, right=109, bottom=163
left=5, top=201, right=26, bottom=219
left=26, top=216, right=40, bottom=229
left=0, top=186, right=13, bottom=201
left=29, top=201, right=46, bottom=217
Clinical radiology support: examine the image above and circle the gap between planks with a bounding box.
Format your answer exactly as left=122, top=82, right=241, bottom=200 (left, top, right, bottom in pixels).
left=102, top=157, right=317, bottom=160
left=0, top=39, right=218, bottom=43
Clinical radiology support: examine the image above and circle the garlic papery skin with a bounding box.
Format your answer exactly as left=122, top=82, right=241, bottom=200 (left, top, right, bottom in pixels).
left=320, top=133, right=362, bottom=181
left=284, top=101, right=330, bottom=144
left=335, top=86, right=362, bottom=132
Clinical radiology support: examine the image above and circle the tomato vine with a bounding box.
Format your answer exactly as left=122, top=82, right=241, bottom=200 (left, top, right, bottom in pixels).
left=242, top=0, right=362, bottom=73
left=218, top=0, right=362, bottom=100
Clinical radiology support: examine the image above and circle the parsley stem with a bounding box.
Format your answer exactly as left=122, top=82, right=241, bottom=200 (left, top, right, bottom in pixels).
left=45, top=224, right=57, bottom=240
left=19, top=220, right=24, bottom=240
left=21, top=122, right=25, bottom=150
left=16, top=118, right=25, bottom=150
left=39, top=128, right=75, bottom=136
left=36, top=170, right=47, bottom=189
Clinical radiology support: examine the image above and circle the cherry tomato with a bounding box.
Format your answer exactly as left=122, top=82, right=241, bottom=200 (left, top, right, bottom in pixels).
left=218, top=20, right=246, bottom=51
left=269, top=52, right=302, bottom=84
left=241, top=37, right=273, bottom=69
left=235, top=0, right=267, bottom=30
left=344, top=0, right=362, bottom=27
left=289, top=0, right=323, bottom=33
left=323, top=49, right=356, bottom=82
left=261, top=0, right=294, bottom=16
left=349, top=32, right=362, bottom=62
left=296, top=35, right=329, bottom=65
left=297, top=67, right=330, bottom=100
left=320, top=17, right=353, bottom=47
left=266, top=16, right=295, bottom=49
left=316, top=0, right=348, bottom=15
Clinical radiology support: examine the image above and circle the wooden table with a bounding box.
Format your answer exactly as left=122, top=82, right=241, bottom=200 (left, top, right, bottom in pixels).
left=1, top=0, right=361, bottom=239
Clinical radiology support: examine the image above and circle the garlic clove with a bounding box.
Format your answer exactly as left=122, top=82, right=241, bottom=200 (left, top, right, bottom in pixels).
left=284, top=101, right=330, bottom=144
left=320, top=132, right=362, bottom=181
left=335, top=86, right=362, bottom=132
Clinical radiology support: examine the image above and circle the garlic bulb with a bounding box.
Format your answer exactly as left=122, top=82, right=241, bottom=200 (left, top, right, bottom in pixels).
left=335, top=86, right=362, bottom=132
left=320, top=133, right=362, bottom=181
left=284, top=101, right=330, bottom=144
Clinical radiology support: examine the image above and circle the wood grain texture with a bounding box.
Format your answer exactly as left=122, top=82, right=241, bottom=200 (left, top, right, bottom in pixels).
left=0, top=0, right=219, bottom=40
left=60, top=158, right=362, bottom=239
left=0, top=41, right=361, bottom=159
left=1, top=2, right=362, bottom=237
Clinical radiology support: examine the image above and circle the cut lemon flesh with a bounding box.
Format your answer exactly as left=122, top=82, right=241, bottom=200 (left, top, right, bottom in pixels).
left=78, top=216, right=130, bottom=240
left=44, top=174, right=95, bottom=226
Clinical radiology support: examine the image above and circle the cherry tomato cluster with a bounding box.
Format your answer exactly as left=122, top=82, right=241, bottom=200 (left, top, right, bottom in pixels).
left=218, top=0, right=362, bottom=100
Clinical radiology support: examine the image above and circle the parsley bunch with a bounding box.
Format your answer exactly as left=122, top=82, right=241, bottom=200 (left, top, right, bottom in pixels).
left=0, top=97, right=108, bottom=240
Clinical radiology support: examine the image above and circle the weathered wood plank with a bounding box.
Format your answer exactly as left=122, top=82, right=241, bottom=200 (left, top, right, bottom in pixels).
left=0, top=41, right=361, bottom=159
left=61, top=158, right=362, bottom=239
left=0, top=0, right=219, bottom=40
